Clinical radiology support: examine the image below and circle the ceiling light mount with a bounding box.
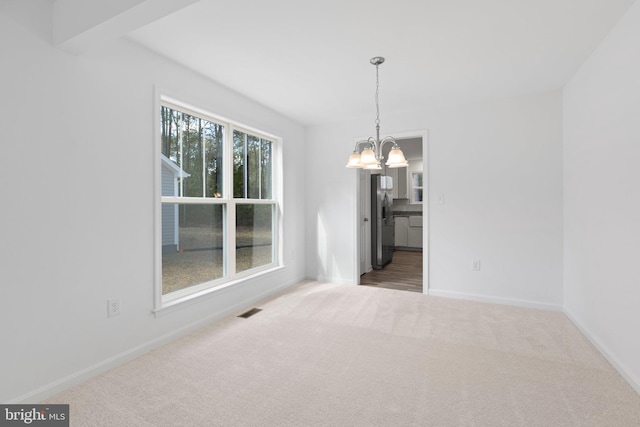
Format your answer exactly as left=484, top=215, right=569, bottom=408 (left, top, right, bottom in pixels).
left=346, top=57, right=408, bottom=170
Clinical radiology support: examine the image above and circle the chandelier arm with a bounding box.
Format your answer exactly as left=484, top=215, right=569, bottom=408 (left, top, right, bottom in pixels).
left=378, top=137, right=398, bottom=153
left=353, top=139, right=374, bottom=152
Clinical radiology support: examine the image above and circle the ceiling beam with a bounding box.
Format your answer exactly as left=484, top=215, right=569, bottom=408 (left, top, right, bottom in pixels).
left=53, top=0, right=199, bottom=54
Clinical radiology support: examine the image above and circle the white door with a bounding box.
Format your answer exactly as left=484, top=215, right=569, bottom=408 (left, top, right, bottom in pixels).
left=359, top=168, right=371, bottom=276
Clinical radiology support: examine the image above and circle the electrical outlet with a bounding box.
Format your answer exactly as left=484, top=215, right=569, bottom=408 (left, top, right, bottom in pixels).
left=472, top=260, right=481, bottom=271
left=107, top=298, right=121, bottom=317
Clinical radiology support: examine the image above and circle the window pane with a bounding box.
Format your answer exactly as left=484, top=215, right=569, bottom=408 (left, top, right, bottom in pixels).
left=161, top=106, right=225, bottom=199
left=161, top=106, right=180, bottom=162
left=233, top=130, right=273, bottom=200
left=204, top=121, right=224, bottom=198
left=162, top=204, right=225, bottom=295
left=181, top=114, right=204, bottom=197
left=236, top=204, right=273, bottom=273
left=233, top=130, right=245, bottom=198
left=161, top=107, right=182, bottom=195
left=261, top=139, right=272, bottom=199
left=413, top=172, right=423, bottom=187
left=247, top=135, right=260, bottom=199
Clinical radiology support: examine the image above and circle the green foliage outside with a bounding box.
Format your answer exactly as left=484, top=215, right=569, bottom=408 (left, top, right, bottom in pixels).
left=161, top=106, right=273, bottom=228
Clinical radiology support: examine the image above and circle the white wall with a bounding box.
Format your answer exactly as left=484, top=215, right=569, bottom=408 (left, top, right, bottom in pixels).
left=0, top=2, right=306, bottom=403
left=306, top=91, right=564, bottom=310
left=11, top=0, right=638, bottom=404
left=563, top=0, right=640, bottom=393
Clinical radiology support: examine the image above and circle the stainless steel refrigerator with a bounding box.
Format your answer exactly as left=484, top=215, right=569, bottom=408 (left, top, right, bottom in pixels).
left=371, top=174, right=394, bottom=269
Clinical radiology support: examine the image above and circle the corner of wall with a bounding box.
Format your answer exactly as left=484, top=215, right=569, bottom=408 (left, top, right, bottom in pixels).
left=564, top=308, right=640, bottom=395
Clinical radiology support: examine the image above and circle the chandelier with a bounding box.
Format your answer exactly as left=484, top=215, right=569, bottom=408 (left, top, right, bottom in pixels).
left=345, top=57, right=408, bottom=169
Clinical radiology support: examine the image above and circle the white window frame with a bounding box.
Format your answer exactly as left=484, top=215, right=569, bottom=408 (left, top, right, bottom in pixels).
left=154, top=94, right=282, bottom=314
left=411, top=172, right=424, bottom=204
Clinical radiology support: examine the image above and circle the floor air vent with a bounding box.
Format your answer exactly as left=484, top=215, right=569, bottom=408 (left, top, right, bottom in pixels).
left=238, top=308, right=262, bottom=319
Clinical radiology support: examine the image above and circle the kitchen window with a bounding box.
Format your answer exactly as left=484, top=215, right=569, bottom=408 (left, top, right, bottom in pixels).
left=157, top=99, right=280, bottom=310
left=411, top=172, right=423, bottom=204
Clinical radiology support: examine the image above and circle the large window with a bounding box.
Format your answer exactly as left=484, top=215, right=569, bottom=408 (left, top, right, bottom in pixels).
left=158, top=100, right=279, bottom=307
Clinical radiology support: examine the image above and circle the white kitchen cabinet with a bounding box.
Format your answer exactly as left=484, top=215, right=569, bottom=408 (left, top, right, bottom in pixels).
left=394, top=216, right=408, bottom=247
left=407, top=216, right=423, bottom=248
left=389, top=167, right=408, bottom=199
left=395, top=215, right=422, bottom=248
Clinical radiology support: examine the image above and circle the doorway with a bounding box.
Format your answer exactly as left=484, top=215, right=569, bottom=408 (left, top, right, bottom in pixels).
left=360, top=250, right=423, bottom=292
left=356, top=132, right=428, bottom=294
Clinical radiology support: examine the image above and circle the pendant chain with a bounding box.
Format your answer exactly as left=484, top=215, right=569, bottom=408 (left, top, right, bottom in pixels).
left=375, top=64, right=380, bottom=126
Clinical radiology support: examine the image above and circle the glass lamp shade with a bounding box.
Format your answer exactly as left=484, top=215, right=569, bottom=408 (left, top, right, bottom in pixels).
left=385, top=148, right=409, bottom=168
left=359, top=148, right=378, bottom=166
left=345, top=152, right=362, bottom=168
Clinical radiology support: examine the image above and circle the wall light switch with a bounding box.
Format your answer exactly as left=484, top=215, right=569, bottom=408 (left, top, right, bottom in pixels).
left=437, top=193, right=445, bottom=205
left=472, top=260, right=481, bottom=271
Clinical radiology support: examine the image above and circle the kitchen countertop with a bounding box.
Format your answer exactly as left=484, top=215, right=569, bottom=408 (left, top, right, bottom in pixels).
left=393, top=211, right=422, bottom=217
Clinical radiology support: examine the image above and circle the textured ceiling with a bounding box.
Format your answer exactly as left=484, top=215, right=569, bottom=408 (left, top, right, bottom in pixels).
left=128, top=0, right=635, bottom=126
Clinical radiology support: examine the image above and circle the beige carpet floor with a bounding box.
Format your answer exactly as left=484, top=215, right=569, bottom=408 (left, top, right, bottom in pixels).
left=45, top=281, right=640, bottom=426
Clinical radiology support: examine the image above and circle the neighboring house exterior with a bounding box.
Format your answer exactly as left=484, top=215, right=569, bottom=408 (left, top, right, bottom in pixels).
left=161, top=154, right=190, bottom=253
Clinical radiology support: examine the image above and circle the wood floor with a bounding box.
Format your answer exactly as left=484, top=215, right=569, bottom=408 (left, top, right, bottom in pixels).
left=359, top=250, right=423, bottom=293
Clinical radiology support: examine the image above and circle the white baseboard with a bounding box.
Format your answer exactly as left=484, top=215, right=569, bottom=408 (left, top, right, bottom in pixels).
left=428, top=288, right=563, bottom=312
left=564, top=310, right=640, bottom=396
left=314, top=275, right=355, bottom=285
left=9, top=278, right=301, bottom=404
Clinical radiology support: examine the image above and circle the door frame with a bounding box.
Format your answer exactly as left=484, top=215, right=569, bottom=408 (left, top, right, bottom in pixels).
left=354, top=129, right=429, bottom=294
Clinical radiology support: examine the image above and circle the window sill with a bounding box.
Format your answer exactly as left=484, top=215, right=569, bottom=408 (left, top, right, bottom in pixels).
left=152, top=264, right=285, bottom=318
